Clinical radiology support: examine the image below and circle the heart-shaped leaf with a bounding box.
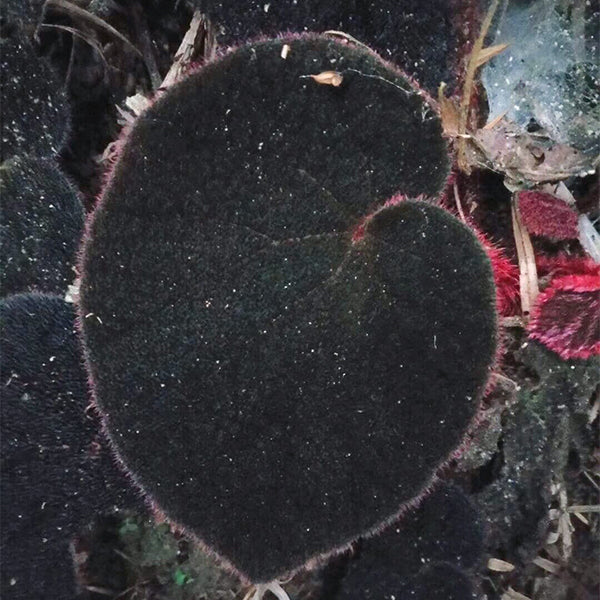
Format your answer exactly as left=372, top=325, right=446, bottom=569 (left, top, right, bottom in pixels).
left=79, top=36, right=496, bottom=583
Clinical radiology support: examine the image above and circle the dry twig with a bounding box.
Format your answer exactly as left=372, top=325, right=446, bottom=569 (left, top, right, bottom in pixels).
left=117, top=10, right=207, bottom=122
left=502, top=587, right=532, bottom=600
left=475, top=42, right=510, bottom=68
left=533, top=556, right=561, bottom=574
left=457, top=0, right=501, bottom=172
left=161, top=9, right=206, bottom=89
left=511, top=195, right=539, bottom=316
left=44, top=0, right=141, bottom=55
left=488, top=558, right=516, bottom=572
left=131, top=1, right=161, bottom=89
left=39, top=23, right=108, bottom=66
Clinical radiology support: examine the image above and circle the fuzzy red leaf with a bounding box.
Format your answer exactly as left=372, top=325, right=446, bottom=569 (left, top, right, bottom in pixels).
left=518, top=191, right=579, bottom=241
left=529, top=273, right=600, bottom=360
left=472, top=229, right=520, bottom=317
left=536, top=254, right=599, bottom=279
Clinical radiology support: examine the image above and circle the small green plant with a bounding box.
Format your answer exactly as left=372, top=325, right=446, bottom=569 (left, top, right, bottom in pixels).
left=116, top=515, right=239, bottom=598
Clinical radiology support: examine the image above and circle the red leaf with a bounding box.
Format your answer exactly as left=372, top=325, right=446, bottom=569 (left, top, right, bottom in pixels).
left=474, top=229, right=520, bottom=317
left=536, top=254, right=599, bottom=279
left=517, top=191, right=579, bottom=240
left=529, top=273, right=600, bottom=360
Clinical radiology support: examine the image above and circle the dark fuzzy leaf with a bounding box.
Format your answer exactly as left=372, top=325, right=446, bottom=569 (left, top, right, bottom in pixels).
left=357, top=485, right=484, bottom=577
left=3, top=0, right=47, bottom=28
left=0, top=32, right=70, bottom=161
left=339, top=562, right=475, bottom=600
left=529, top=273, right=600, bottom=360
left=403, top=562, right=475, bottom=600
left=336, top=485, right=482, bottom=598
left=192, top=0, right=462, bottom=93
left=80, top=36, right=496, bottom=582
left=1, top=156, right=84, bottom=297
left=0, top=293, right=140, bottom=599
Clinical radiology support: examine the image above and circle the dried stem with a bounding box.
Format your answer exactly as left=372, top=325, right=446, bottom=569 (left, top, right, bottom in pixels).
left=44, top=0, right=141, bottom=55
left=457, top=0, right=501, bottom=172
left=511, top=195, right=539, bottom=316
left=161, top=9, right=206, bottom=89
left=132, top=1, right=162, bottom=89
